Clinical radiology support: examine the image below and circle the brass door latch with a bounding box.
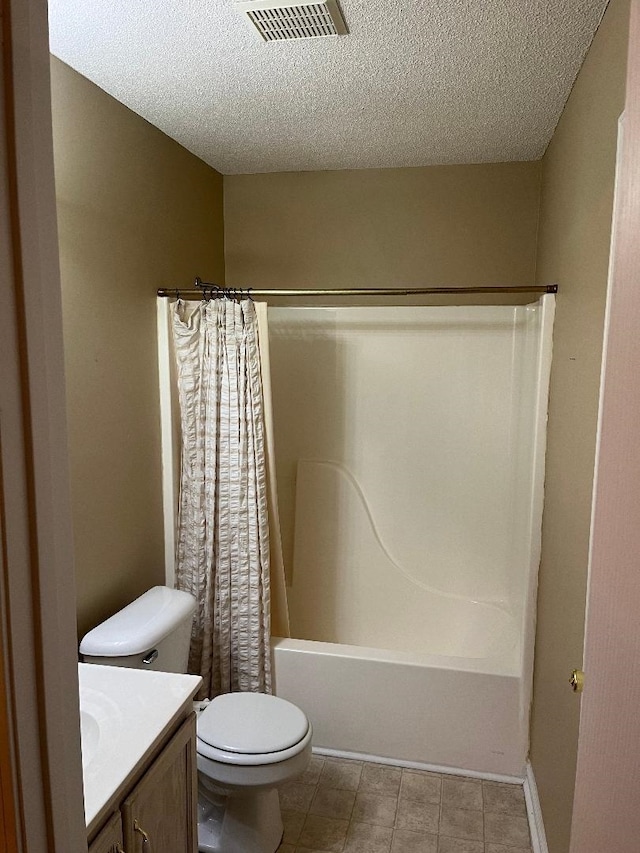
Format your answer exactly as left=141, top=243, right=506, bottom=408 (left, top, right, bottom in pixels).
left=570, top=669, right=584, bottom=693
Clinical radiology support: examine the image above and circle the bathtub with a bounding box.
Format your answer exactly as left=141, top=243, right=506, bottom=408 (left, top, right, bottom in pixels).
left=272, top=631, right=528, bottom=780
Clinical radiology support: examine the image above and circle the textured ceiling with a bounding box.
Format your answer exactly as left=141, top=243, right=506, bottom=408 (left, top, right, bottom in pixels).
left=48, top=0, right=608, bottom=175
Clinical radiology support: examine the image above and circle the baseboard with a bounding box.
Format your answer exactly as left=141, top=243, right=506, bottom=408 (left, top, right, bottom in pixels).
left=523, top=761, right=549, bottom=853
left=312, top=745, right=525, bottom=785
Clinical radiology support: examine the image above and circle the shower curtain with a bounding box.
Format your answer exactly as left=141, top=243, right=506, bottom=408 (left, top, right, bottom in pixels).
left=171, top=297, right=288, bottom=698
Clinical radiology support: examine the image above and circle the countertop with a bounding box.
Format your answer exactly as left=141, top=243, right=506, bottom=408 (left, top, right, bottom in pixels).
left=79, top=662, right=202, bottom=833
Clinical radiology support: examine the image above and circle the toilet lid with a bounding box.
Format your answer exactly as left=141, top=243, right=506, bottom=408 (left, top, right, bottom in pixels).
left=197, top=693, right=309, bottom=754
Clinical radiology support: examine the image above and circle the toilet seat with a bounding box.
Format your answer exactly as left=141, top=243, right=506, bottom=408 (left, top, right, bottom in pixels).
left=196, top=692, right=311, bottom=766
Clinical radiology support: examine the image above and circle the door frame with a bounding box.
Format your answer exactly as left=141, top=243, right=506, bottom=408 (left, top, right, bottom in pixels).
left=569, top=0, right=640, bottom=850
left=0, top=0, right=86, bottom=849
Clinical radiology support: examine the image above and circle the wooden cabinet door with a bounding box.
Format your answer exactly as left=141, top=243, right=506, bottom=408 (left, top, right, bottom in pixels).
left=122, top=714, right=198, bottom=853
left=88, top=812, right=123, bottom=853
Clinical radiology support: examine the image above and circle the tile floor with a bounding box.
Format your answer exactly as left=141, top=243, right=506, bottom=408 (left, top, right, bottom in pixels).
left=277, top=756, right=532, bottom=853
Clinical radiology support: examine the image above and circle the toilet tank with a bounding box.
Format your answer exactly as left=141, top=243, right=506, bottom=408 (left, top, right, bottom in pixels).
left=79, top=586, right=196, bottom=673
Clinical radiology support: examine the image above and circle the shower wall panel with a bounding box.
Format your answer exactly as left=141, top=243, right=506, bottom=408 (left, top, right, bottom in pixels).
left=269, top=302, right=552, bottom=657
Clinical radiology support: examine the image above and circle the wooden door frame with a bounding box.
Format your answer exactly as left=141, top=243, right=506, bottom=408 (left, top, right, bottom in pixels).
left=569, top=0, right=640, bottom=850
left=1, top=0, right=87, bottom=849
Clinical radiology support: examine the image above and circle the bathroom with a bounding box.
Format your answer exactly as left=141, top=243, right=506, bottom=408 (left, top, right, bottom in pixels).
left=1, top=0, right=639, bottom=852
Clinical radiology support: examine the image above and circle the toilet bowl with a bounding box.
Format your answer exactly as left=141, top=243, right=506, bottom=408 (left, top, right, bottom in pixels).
left=79, top=586, right=312, bottom=853
left=195, top=692, right=312, bottom=853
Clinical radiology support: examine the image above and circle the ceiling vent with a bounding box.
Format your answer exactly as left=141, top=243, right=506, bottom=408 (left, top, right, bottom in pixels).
left=237, top=0, right=348, bottom=41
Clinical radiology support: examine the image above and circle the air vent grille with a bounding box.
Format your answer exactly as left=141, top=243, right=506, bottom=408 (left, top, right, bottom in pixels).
left=237, top=0, right=348, bottom=41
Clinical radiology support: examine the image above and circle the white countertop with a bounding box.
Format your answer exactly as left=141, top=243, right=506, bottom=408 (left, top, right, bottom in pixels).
left=79, top=663, right=202, bottom=831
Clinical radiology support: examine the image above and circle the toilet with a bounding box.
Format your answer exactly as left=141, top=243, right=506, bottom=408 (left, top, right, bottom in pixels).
left=80, top=585, right=312, bottom=853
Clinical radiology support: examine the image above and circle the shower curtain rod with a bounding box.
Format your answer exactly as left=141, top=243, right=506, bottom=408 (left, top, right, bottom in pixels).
left=157, top=280, right=558, bottom=299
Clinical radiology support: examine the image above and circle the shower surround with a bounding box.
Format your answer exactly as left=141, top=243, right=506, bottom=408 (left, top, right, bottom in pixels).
left=269, top=298, right=555, bottom=778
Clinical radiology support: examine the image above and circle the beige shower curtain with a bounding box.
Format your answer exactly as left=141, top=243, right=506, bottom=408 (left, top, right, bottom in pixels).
left=171, top=297, right=289, bottom=698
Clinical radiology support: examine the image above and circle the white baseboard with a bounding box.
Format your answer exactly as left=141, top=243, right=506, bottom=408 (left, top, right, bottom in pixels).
left=523, top=761, right=549, bottom=853
left=312, top=745, right=525, bottom=785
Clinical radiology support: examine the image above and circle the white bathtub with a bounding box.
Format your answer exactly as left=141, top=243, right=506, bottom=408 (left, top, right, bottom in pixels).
left=272, top=634, right=528, bottom=780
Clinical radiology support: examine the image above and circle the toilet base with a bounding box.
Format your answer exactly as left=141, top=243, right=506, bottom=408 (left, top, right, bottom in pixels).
left=197, top=786, right=283, bottom=853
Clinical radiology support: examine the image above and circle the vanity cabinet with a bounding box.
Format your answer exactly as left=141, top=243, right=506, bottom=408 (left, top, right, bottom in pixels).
left=88, top=714, right=198, bottom=853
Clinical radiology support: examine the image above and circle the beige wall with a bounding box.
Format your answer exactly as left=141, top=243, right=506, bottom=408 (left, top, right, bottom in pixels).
left=224, top=163, right=541, bottom=292
left=51, top=58, right=225, bottom=639
left=531, top=1, right=630, bottom=850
